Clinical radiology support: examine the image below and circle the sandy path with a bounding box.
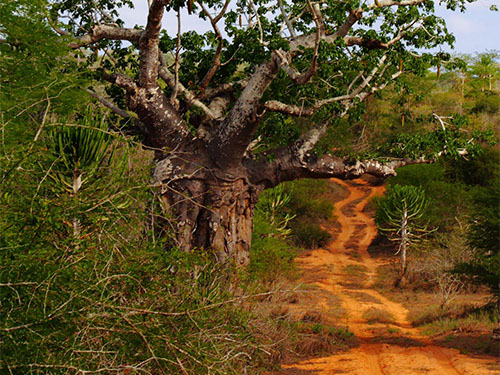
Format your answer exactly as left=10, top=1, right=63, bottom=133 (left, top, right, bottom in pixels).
left=280, top=178, right=499, bottom=375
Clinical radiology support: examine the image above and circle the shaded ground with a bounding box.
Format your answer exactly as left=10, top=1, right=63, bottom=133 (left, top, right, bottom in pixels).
left=276, top=178, right=500, bottom=375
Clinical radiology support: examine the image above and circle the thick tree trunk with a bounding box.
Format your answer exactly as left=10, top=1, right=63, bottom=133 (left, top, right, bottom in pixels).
left=162, top=179, right=257, bottom=266
left=154, top=145, right=260, bottom=266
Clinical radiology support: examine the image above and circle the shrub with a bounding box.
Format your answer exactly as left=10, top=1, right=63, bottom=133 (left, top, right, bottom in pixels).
left=291, top=221, right=331, bottom=249
left=454, top=178, right=500, bottom=300
left=470, top=91, right=500, bottom=114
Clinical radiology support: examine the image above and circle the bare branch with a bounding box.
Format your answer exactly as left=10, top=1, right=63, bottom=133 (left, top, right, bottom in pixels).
left=199, top=0, right=231, bottom=92
left=281, top=0, right=322, bottom=85
left=248, top=0, right=267, bottom=46
left=171, top=8, right=182, bottom=107
left=86, top=89, right=132, bottom=119
left=264, top=54, right=400, bottom=117
left=158, top=61, right=221, bottom=121
left=246, top=148, right=431, bottom=188
left=200, top=79, right=250, bottom=100
left=264, top=100, right=314, bottom=116
left=278, top=0, right=297, bottom=38
left=289, top=0, right=425, bottom=54
left=367, top=0, right=428, bottom=10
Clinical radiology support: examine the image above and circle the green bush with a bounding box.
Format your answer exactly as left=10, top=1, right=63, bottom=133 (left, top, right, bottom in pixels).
left=291, top=221, right=331, bottom=249
left=0, top=111, right=281, bottom=374
left=283, top=179, right=333, bottom=220
left=470, top=91, right=500, bottom=114
left=454, top=178, right=500, bottom=300
left=388, top=163, right=472, bottom=230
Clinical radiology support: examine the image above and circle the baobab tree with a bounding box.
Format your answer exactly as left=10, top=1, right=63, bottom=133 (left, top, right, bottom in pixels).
left=13, top=0, right=485, bottom=265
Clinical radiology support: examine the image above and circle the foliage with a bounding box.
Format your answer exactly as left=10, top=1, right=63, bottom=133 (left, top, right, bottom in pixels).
left=283, top=179, right=334, bottom=249
left=250, top=186, right=298, bottom=282
left=0, top=233, right=270, bottom=374
left=381, top=120, right=495, bottom=160
left=256, top=184, right=296, bottom=237
left=386, top=163, right=469, bottom=230
left=454, top=178, right=500, bottom=299
left=0, top=0, right=87, bottom=119
left=250, top=178, right=336, bottom=279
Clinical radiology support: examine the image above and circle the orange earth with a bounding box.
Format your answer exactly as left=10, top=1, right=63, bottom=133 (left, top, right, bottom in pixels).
left=278, top=178, right=499, bottom=375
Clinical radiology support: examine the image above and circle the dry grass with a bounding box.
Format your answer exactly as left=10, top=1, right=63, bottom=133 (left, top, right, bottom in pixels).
left=294, top=323, right=358, bottom=357
left=339, top=264, right=368, bottom=289
left=362, top=307, right=395, bottom=324
left=372, top=263, right=498, bottom=356
left=347, top=291, right=382, bottom=304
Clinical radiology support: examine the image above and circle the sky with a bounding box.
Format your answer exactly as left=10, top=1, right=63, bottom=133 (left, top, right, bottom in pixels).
left=118, top=0, right=500, bottom=55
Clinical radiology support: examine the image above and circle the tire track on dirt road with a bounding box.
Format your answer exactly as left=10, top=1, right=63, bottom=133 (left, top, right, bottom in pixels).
left=278, top=178, right=499, bottom=375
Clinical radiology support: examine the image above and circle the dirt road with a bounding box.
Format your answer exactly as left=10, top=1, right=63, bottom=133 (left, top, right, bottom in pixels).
left=280, top=178, right=499, bottom=375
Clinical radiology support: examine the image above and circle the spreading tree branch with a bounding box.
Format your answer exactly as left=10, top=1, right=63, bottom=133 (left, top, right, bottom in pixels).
left=69, top=25, right=143, bottom=48
left=246, top=149, right=431, bottom=189
left=207, top=52, right=282, bottom=168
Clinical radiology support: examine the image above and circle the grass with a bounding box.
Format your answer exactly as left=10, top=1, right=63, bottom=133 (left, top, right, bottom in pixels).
left=387, top=326, right=401, bottom=334
left=339, top=264, right=368, bottom=289
left=348, top=291, right=382, bottom=304
left=292, top=321, right=358, bottom=357
left=343, top=264, right=368, bottom=276
left=418, top=306, right=498, bottom=335
left=362, top=307, right=395, bottom=324
left=284, top=179, right=347, bottom=249
left=372, top=261, right=498, bottom=356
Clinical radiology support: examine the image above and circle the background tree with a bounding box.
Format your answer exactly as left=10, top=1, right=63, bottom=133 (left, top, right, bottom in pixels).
left=2, top=0, right=492, bottom=265
left=375, top=184, right=432, bottom=286
left=469, top=50, right=500, bottom=92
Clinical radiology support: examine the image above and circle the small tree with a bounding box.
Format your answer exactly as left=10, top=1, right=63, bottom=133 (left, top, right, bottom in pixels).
left=45, top=109, right=115, bottom=236
left=376, top=184, right=432, bottom=287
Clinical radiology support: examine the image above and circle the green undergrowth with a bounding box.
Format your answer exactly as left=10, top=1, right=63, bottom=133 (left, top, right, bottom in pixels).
left=250, top=178, right=341, bottom=281
left=0, top=132, right=310, bottom=375
left=283, top=179, right=338, bottom=249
